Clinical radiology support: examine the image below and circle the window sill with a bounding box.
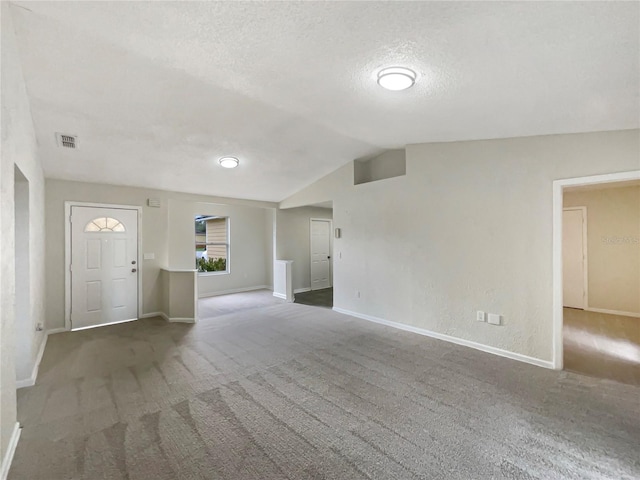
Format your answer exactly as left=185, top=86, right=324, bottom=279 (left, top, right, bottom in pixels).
left=197, top=271, right=230, bottom=277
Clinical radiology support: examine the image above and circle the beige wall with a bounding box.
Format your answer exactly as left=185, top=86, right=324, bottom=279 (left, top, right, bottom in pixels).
left=276, top=206, right=333, bottom=292
left=281, top=129, right=640, bottom=363
left=45, top=179, right=276, bottom=329
left=168, top=198, right=273, bottom=298
left=164, top=270, right=197, bottom=320
left=564, top=185, right=640, bottom=315
left=1, top=2, right=47, bottom=465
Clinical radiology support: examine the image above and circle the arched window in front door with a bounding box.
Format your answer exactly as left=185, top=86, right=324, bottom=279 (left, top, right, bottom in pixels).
left=84, top=217, right=126, bottom=232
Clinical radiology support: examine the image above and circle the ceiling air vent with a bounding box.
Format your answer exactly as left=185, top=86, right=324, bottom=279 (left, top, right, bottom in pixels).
left=56, top=133, right=78, bottom=149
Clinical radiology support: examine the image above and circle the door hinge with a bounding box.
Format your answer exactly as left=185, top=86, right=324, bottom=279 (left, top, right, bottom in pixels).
left=69, top=264, right=73, bottom=272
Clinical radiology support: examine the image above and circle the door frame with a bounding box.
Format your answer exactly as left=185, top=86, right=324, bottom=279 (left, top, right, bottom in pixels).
left=64, top=201, right=143, bottom=331
left=309, top=218, right=333, bottom=290
left=562, top=206, right=588, bottom=310
left=552, top=170, right=640, bottom=370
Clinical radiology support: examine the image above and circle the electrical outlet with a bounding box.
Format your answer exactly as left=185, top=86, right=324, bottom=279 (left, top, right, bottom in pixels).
left=488, top=314, right=502, bottom=326
left=476, top=311, right=486, bottom=322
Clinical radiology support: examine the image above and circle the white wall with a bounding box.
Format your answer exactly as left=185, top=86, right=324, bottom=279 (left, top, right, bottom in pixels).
left=281, top=129, right=640, bottom=363
left=45, top=179, right=276, bottom=329
left=1, top=2, right=47, bottom=467
left=276, top=206, right=333, bottom=292
left=564, top=185, right=640, bottom=315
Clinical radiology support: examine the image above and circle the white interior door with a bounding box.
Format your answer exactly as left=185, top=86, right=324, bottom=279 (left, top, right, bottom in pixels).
left=70, top=206, right=138, bottom=329
left=563, top=208, right=586, bottom=309
left=310, top=219, right=331, bottom=290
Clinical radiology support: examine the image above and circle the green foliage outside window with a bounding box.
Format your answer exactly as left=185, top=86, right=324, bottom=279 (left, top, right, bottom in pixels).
left=196, top=256, right=227, bottom=272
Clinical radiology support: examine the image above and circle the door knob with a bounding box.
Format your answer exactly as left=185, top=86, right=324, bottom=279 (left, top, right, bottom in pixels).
left=131, top=260, right=136, bottom=265
left=131, top=268, right=137, bottom=272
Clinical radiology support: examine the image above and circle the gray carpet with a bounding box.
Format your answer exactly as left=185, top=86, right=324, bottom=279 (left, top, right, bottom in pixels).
left=198, top=289, right=285, bottom=319
left=10, top=295, right=640, bottom=479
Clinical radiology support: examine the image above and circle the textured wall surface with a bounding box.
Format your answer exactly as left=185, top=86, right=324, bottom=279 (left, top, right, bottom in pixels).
left=564, top=185, right=640, bottom=314
left=45, top=179, right=276, bottom=329
left=282, top=129, right=640, bottom=362
left=0, top=2, right=46, bottom=464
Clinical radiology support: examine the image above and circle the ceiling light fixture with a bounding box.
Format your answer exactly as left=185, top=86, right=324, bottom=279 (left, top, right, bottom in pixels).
left=218, top=156, right=239, bottom=168
left=377, top=67, right=416, bottom=91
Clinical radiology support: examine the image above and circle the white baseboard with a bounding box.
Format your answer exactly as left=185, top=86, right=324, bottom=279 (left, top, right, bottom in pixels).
left=199, top=285, right=270, bottom=299
left=140, top=312, right=195, bottom=323
left=1, top=422, right=20, bottom=480
left=294, top=287, right=311, bottom=294
left=585, top=307, right=640, bottom=318
left=16, top=327, right=71, bottom=389
left=16, top=331, right=50, bottom=389
left=167, top=317, right=196, bottom=323
left=332, top=307, right=554, bottom=370
left=273, top=292, right=287, bottom=300
left=47, top=328, right=67, bottom=335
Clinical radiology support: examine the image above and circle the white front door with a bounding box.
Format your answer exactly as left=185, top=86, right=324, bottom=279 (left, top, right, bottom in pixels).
left=70, top=206, right=139, bottom=329
left=310, top=219, right=331, bottom=290
left=563, top=208, right=586, bottom=309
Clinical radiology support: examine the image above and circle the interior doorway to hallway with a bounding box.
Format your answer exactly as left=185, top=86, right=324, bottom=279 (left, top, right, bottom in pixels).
left=556, top=172, right=640, bottom=385
left=274, top=203, right=334, bottom=308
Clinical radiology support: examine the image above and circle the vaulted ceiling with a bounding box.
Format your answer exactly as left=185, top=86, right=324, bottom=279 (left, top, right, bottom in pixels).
left=9, top=1, right=639, bottom=201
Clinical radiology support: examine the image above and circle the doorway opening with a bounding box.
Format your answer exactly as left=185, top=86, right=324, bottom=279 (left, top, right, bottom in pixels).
left=14, top=166, right=31, bottom=382
left=274, top=203, right=334, bottom=308
left=554, top=171, right=640, bottom=385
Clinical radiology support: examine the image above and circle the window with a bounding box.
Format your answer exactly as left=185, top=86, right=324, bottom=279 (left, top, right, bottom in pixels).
left=84, top=217, right=125, bottom=232
left=195, top=215, right=229, bottom=273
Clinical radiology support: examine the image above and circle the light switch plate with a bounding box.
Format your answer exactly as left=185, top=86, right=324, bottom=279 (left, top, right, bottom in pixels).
left=143, top=253, right=155, bottom=260
left=488, top=314, right=501, bottom=325
left=476, top=311, right=486, bottom=322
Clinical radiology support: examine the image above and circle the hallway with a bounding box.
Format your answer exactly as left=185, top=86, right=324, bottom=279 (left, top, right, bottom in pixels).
left=563, top=308, right=640, bottom=385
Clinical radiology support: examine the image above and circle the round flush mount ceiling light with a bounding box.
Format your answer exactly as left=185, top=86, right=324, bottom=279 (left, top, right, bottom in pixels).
left=218, top=156, right=239, bottom=168
left=377, top=66, right=417, bottom=91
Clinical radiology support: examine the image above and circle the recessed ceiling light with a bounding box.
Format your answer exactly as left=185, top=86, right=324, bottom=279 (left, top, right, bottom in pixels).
left=218, top=156, right=239, bottom=168
left=377, top=67, right=416, bottom=91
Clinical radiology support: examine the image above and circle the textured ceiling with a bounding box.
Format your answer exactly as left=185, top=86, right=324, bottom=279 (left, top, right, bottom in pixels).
left=9, top=1, right=640, bottom=202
